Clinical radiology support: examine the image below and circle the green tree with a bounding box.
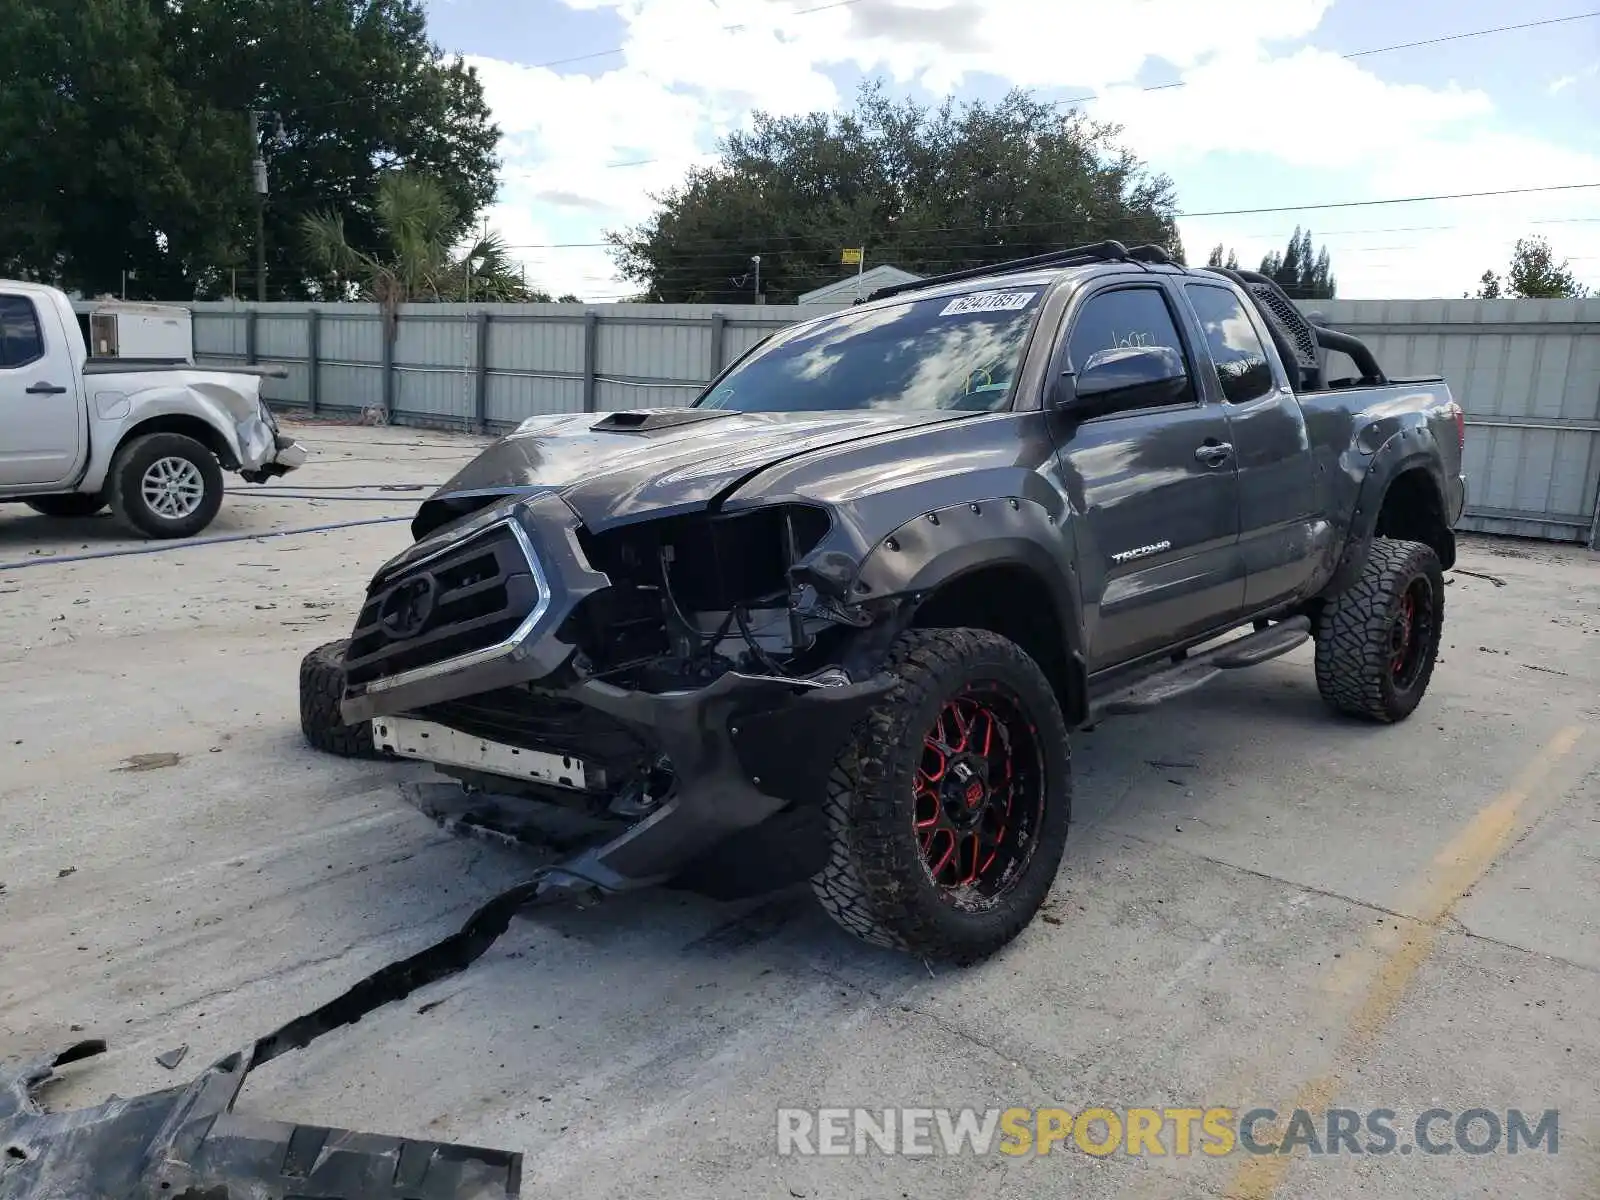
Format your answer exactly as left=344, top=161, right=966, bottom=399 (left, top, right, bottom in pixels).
left=1259, top=227, right=1336, bottom=299
left=1472, top=269, right=1503, bottom=299
left=607, top=81, right=1183, bottom=304
left=301, top=171, right=548, bottom=319
left=0, top=0, right=500, bottom=300
left=1478, top=236, right=1590, bottom=298
left=1206, top=244, right=1241, bottom=270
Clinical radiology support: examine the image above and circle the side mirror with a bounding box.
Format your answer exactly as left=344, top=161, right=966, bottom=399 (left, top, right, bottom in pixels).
left=1057, top=344, right=1189, bottom=415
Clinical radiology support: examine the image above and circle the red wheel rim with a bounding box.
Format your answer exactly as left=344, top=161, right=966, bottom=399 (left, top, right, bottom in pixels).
left=1389, top=576, right=1434, bottom=688
left=912, top=684, right=1045, bottom=899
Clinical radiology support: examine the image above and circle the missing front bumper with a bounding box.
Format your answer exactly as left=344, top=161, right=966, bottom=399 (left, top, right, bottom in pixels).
left=390, top=669, right=893, bottom=894
left=374, top=714, right=597, bottom=792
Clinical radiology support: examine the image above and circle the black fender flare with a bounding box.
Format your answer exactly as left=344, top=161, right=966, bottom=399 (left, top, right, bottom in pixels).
left=847, top=496, right=1087, bottom=702
left=1325, top=432, right=1454, bottom=596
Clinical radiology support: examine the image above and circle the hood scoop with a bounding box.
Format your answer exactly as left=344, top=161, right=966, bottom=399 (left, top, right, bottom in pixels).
left=590, top=408, right=736, bottom=434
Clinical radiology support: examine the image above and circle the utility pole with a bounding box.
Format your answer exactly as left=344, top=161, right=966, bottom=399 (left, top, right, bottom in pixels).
left=249, top=111, right=270, bottom=302
left=751, top=255, right=762, bottom=304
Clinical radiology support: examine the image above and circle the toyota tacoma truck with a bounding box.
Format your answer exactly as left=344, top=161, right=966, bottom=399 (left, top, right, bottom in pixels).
left=0, top=280, right=306, bottom=538
left=299, top=241, right=1466, bottom=964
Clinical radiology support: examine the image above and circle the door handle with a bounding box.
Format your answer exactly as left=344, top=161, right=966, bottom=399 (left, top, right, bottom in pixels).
left=25, top=382, right=68, bottom=395
left=1194, top=440, right=1234, bottom=466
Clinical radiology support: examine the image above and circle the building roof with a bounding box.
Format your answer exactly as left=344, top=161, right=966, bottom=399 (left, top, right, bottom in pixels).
left=797, top=264, right=924, bottom=306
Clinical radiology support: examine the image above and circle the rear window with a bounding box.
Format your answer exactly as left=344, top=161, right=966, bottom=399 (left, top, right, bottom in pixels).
left=0, top=295, right=44, bottom=368
left=697, top=287, right=1046, bottom=414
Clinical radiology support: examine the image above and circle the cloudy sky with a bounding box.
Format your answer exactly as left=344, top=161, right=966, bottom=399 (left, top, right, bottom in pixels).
left=421, top=0, right=1600, bottom=302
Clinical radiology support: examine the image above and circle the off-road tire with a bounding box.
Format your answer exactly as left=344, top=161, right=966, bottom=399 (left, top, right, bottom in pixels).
left=1314, top=537, right=1444, bottom=723
left=811, top=628, right=1073, bottom=964
left=299, top=639, right=380, bottom=759
left=107, top=432, right=224, bottom=539
left=25, top=494, right=107, bottom=518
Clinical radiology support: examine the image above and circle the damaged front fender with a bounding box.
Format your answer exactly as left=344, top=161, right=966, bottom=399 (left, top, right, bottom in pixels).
left=850, top=496, right=1082, bottom=634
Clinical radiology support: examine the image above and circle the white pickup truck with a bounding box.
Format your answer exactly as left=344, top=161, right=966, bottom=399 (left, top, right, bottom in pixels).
left=0, top=280, right=307, bottom=538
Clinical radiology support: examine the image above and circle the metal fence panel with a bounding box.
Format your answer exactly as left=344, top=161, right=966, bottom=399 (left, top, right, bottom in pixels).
left=487, top=314, right=584, bottom=375
left=192, top=311, right=244, bottom=358
left=485, top=373, right=583, bottom=426
left=595, top=380, right=700, bottom=411
left=256, top=315, right=307, bottom=359
left=597, top=316, right=712, bottom=388
left=320, top=311, right=382, bottom=364
left=317, top=362, right=382, bottom=414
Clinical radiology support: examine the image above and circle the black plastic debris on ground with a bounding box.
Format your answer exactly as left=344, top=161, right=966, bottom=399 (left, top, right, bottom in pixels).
left=0, top=867, right=569, bottom=1199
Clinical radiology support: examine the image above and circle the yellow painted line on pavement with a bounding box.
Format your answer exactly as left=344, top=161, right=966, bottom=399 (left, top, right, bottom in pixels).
left=1223, top=723, right=1586, bottom=1200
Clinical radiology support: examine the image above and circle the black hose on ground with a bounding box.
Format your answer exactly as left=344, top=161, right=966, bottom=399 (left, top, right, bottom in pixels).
left=0, top=515, right=412, bottom=572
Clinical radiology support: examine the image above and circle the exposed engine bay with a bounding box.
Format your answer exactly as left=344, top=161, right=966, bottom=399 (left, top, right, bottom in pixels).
left=373, top=499, right=895, bottom=832
left=565, top=503, right=839, bottom=684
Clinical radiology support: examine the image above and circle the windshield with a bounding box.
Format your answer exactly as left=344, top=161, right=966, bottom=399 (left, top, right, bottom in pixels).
left=696, top=287, right=1046, bottom=413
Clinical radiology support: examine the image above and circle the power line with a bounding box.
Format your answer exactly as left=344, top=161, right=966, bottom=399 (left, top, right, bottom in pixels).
left=1344, top=10, right=1600, bottom=59
left=500, top=188, right=1600, bottom=254
left=503, top=217, right=1600, bottom=253
left=1047, top=10, right=1600, bottom=107
left=1179, top=181, right=1600, bottom=218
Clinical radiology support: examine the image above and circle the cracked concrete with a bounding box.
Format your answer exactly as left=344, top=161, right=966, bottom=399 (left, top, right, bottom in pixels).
left=2, top=422, right=1599, bottom=1199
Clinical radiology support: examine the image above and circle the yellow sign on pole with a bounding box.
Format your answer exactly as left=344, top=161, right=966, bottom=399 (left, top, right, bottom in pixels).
left=841, top=248, right=863, bottom=266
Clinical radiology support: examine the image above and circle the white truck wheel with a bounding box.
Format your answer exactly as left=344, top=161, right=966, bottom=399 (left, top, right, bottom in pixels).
left=107, top=432, right=225, bottom=539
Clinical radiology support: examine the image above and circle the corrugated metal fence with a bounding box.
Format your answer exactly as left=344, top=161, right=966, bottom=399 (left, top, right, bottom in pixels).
left=169, top=300, right=810, bottom=428
left=91, top=296, right=1600, bottom=546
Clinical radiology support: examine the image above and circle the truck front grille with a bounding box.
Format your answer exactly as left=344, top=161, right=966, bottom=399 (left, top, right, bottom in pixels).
left=416, top=687, right=653, bottom=778
left=345, top=522, right=540, bottom=689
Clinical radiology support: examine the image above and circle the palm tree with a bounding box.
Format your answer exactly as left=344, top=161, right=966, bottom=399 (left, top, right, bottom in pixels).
left=299, top=171, right=549, bottom=329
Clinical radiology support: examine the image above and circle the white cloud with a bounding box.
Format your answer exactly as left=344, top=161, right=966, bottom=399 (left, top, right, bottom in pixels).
left=1093, top=46, right=1492, bottom=170
left=1547, top=62, right=1596, bottom=94
left=457, top=0, right=1600, bottom=300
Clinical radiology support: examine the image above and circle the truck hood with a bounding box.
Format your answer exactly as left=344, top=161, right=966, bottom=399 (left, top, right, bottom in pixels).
left=422, top=407, right=976, bottom=532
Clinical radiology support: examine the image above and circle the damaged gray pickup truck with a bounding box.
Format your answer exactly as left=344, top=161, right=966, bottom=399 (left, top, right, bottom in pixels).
left=302, top=241, right=1468, bottom=964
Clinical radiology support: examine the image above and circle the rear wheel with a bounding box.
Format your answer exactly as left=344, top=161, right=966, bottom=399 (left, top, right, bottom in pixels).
left=812, top=628, right=1072, bottom=964
left=299, top=639, right=380, bottom=759
left=1314, top=537, right=1444, bottom=723
left=107, top=432, right=224, bottom=539
left=25, top=494, right=107, bottom=518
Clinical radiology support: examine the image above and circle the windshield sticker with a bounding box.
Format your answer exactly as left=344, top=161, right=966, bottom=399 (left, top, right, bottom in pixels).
left=940, top=290, right=1038, bottom=316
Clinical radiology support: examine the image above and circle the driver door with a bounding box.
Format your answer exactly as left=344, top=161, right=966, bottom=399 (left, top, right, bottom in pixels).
left=0, top=291, right=82, bottom=487
left=1048, top=281, right=1244, bottom=669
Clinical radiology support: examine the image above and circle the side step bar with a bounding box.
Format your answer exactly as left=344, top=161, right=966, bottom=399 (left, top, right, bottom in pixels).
left=1089, top=616, right=1312, bottom=719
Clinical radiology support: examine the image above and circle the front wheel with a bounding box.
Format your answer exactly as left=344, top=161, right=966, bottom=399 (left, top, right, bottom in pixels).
left=299, top=639, right=380, bottom=759
left=811, top=628, right=1073, bottom=964
left=1314, top=537, right=1445, bottom=723
left=107, top=432, right=224, bottom=539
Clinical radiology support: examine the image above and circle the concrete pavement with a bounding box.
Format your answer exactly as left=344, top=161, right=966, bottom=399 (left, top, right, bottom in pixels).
left=2, top=422, right=1596, bottom=1199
